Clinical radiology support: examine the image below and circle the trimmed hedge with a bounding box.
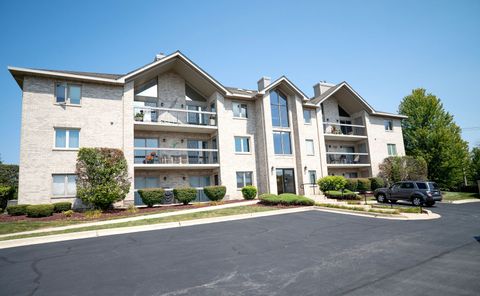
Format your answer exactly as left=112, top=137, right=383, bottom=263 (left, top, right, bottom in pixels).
left=241, top=185, right=257, bottom=200
left=6, top=204, right=30, bottom=216
left=259, top=193, right=314, bottom=206
left=356, top=178, right=371, bottom=192
left=26, top=204, right=54, bottom=218
left=345, top=179, right=358, bottom=191
left=53, top=202, right=72, bottom=213
left=138, top=188, right=165, bottom=207
left=203, top=186, right=226, bottom=202
left=369, top=177, right=385, bottom=191
left=173, top=187, right=197, bottom=205
left=325, top=190, right=358, bottom=199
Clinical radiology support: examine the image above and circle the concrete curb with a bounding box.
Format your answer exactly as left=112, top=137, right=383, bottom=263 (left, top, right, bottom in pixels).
left=0, top=207, right=312, bottom=250
left=0, top=200, right=259, bottom=239
left=313, top=206, right=441, bottom=220
left=445, top=199, right=480, bottom=204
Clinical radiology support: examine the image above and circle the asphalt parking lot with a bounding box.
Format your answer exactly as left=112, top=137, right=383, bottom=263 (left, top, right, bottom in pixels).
left=1, top=202, right=479, bottom=296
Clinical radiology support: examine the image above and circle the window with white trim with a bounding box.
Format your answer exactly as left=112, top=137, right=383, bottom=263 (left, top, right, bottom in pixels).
left=387, top=143, right=397, bottom=156
left=306, top=139, right=315, bottom=156
left=303, top=108, right=312, bottom=124
left=52, top=174, right=77, bottom=197
left=384, top=120, right=393, bottom=131
left=273, top=131, right=292, bottom=155
left=55, top=128, right=79, bottom=149
left=234, top=137, right=250, bottom=153
left=236, top=172, right=253, bottom=188
left=56, top=83, right=82, bottom=104
left=233, top=102, right=248, bottom=118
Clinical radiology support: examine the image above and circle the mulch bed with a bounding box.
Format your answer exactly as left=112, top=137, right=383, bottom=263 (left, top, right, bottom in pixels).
left=0, top=200, right=247, bottom=223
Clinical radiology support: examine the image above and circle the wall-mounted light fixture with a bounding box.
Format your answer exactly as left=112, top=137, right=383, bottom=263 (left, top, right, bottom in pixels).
left=160, top=102, right=164, bottom=107
left=182, top=176, right=186, bottom=181
left=163, top=176, right=167, bottom=181
left=271, top=166, right=275, bottom=173
left=304, top=166, right=308, bottom=173
left=163, top=138, right=166, bottom=142
left=181, top=139, right=184, bottom=143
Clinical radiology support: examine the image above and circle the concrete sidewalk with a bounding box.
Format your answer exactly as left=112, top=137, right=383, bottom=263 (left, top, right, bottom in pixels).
left=0, top=200, right=258, bottom=239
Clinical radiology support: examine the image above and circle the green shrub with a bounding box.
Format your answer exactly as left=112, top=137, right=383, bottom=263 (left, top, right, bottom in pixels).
left=0, top=164, right=19, bottom=200
left=138, top=188, right=165, bottom=207
left=325, top=190, right=358, bottom=199
left=76, top=148, right=131, bottom=210
left=126, top=204, right=138, bottom=214
left=173, top=187, right=197, bottom=205
left=53, top=202, right=72, bottom=213
left=0, top=185, right=13, bottom=210
left=369, top=177, right=385, bottom=190
left=203, top=186, right=226, bottom=201
left=259, top=193, right=314, bottom=206
left=63, top=210, right=74, bottom=217
left=6, top=204, right=29, bottom=216
left=26, top=204, right=54, bottom=218
left=356, top=178, right=371, bottom=192
left=317, top=176, right=348, bottom=192
left=241, top=185, right=257, bottom=200
left=345, top=179, right=358, bottom=191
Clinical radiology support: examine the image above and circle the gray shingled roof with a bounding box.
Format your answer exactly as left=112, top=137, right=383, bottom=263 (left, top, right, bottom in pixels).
left=225, top=86, right=258, bottom=96
left=34, top=69, right=124, bottom=80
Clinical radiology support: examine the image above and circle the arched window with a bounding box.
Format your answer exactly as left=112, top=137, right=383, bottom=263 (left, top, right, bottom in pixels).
left=270, top=90, right=289, bottom=127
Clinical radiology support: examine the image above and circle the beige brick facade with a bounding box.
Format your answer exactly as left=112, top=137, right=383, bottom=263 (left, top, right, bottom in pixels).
left=11, top=52, right=406, bottom=206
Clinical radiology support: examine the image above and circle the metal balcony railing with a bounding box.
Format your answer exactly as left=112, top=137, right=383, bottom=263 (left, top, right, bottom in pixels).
left=326, top=152, right=370, bottom=165
left=134, top=147, right=219, bottom=165
left=323, top=122, right=366, bottom=136
left=134, top=105, right=217, bottom=126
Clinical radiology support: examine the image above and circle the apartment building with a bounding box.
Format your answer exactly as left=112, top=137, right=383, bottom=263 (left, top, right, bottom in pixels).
left=8, top=51, right=406, bottom=206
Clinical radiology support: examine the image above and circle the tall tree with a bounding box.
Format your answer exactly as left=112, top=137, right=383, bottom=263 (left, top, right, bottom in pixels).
left=399, top=88, right=469, bottom=189
left=470, top=147, right=480, bottom=182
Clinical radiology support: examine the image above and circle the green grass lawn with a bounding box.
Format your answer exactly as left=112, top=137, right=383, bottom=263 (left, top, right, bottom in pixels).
left=442, top=191, right=480, bottom=201
left=0, top=205, right=279, bottom=241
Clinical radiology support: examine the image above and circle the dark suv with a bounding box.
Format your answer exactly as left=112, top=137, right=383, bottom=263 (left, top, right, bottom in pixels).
left=374, top=181, right=442, bottom=207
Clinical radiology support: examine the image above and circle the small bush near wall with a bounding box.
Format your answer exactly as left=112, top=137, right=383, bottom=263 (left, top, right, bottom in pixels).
left=356, top=178, right=371, bottom=192
left=26, top=204, right=54, bottom=218
left=53, top=202, right=72, bottom=213
left=369, top=177, right=385, bottom=190
left=317, top=176, right=348, bottom=192
left=173, top=187, right=197, bottom=205
left=259, top=193, right=314, bottom=206
left=0, top=185, right=13, bottom=211
left=345, top=179, right=358, bottom=192
left=6, top=204, right=29, bottom=216
left=203, top=186, right=226, bottom=202
left=138, top=188, right=165, bottom=207
left=242, top=186, right=257, bottom=200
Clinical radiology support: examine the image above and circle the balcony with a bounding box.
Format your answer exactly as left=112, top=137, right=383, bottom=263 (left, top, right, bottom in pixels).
left=133, top=105, right=217, bottom=134
left=326, top=152, right=370, bottom=168
left=323, top=122, right=367, bottom=141
left=134, top=147, right=219, bottom=170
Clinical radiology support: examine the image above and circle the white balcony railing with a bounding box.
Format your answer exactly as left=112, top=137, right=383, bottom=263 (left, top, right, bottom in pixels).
left=326, top=152, right=369, bottom=165
left=134, top=105, right=217, bottom=127
left=323, top=122, right=365, bottom=136
left=134, top=147, right=219, bottom=165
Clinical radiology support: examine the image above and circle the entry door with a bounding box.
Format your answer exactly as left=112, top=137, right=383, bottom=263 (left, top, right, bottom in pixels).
left=189, top=176, right=211, bottom=202
left=276, top=169, right=296, bottom=195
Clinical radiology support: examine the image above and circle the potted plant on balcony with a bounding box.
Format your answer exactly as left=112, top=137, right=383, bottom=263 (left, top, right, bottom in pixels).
left=134, top=111, right=144, bottom=122
left=144, top=152, right=156, bottom=164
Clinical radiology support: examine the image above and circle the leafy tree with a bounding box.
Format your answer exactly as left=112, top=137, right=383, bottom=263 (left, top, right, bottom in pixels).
left=399, top=89, right=469, bottom=188
left=76, top=148, right=131, bottom=210
left=378, top=156, right=428, bottom=184
left=0, top=164, right=19, bottom=199
left=470, top=147, right=480, bottom=182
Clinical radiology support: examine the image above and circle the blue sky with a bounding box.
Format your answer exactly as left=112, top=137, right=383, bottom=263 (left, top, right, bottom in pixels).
left=0, top=0, right=479, bottom=164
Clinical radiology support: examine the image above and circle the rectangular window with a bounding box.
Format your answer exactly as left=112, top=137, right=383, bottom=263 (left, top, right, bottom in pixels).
left=234, top=136, right=250, bottom=153
left=387, top=143, right=397, bottom=156
left=270, top=90, right=289, bottom=127
left=273, top=131, right=292, bottom=155
left=233, top=102, right=248, bottom=118
left=308, top=170, right=317, bottom=184
left=56, top=83, right=82, bottom=105
left=55, top=128, right=79, bottom=149
left=384, top=120, right=393, bottom=131
left=52, top=174, right=76, bottom=196
left=306, top=139, right=315, bottom=156
left=236, top=172, right=253, bottom=188
left=303, top=109, right=312, bottom=124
